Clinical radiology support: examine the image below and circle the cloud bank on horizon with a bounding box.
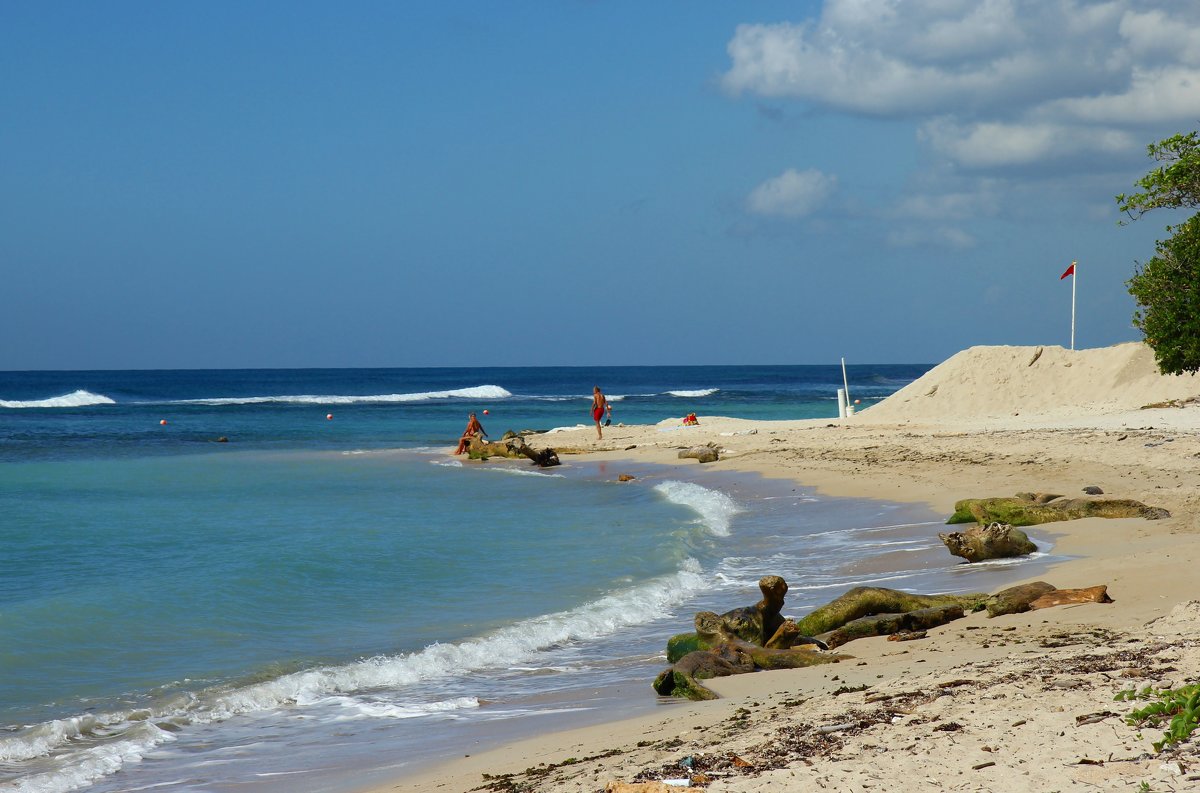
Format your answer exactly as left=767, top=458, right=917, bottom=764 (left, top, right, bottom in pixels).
left=729, top=0, right=1200, bottom=246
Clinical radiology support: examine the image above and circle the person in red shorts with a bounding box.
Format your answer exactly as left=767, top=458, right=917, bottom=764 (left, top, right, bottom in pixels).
left=590, top=386, right=608, bottom=440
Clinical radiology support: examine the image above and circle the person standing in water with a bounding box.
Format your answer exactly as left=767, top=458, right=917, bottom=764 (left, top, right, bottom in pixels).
left=590, top=386, right=608, bottom=440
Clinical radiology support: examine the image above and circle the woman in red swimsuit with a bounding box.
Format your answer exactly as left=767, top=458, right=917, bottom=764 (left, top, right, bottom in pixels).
left=590, top=386, right=608, bottom=440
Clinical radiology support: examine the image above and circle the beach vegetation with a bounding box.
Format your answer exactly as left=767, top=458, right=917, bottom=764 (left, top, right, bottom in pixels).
left=1126, top=214, right=1200, bottom=375
left=1119, top=130, right=1200, bottom=375
left=1117, top=132, right=1200, bottom=220
left=1116, top=682, right=1200, bottom=752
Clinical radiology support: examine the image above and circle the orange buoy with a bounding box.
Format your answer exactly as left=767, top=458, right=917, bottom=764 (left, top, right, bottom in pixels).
left=483, top=409, right=489, bottom=415
left=326, top=413, right=333, bottom=420
left=160, top=419, right=168, bottom=425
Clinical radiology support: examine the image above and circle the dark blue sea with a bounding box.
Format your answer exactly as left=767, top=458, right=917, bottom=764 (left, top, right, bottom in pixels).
left=0, top=364, right=1057, bottom=792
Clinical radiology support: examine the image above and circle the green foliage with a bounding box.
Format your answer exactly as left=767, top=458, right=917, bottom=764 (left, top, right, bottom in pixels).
left=1126, top=214, right=1200, bottom=375
left=1117, top=132, right=1200, bottom=220
left=1115, top=682, right=1200, bottom=753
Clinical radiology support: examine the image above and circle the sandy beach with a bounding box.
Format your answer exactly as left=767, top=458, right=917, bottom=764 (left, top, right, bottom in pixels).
left=370, top=343, right=1200, bottom=793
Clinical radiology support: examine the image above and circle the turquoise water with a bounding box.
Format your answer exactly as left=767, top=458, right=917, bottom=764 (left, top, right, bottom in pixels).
left=1, top=365, right=1060, bottom=792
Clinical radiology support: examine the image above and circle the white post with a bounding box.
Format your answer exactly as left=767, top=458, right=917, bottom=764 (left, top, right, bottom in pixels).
left=1070, top=261, right=1077, bottom=351
left=841, top=357, right=851, bottom=407
left=837, top=388, right=847, bottom=419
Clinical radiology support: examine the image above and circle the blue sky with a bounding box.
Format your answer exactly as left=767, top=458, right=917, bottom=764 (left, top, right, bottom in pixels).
left=4, top=1, right=1198, bottom=369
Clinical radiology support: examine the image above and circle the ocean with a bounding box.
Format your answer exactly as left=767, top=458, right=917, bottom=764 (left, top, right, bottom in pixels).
left=0, top=364, right=1058, bottom=792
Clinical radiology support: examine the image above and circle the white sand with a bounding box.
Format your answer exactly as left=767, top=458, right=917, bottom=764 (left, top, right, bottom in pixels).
left=366, top=342, right=1200, bottom=793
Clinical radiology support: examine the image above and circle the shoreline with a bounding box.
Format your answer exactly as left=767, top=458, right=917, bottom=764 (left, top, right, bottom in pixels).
left=367, top=403, right=1200, bottom=792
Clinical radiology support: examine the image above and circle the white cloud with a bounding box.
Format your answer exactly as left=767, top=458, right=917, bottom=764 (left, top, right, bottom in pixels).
left=723, top=0, right=1200, bottom=167
left=746, top=168, right=837, bottom=217
left=1047, top=66, right=1200, bottom=124
left=919, top=119, right=1136, bottom=168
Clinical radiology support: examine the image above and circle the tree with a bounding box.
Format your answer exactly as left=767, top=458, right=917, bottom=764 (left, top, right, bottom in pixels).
left=1127, top=214, right=1200, bottom=375
left=1119, top=131, right=1200, bottom=375
left=1117, top=131, right=1200, bottom=221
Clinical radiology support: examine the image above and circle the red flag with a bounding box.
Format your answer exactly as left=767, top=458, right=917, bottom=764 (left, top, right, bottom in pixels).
left=1060, top=261, right=1076, bottom=280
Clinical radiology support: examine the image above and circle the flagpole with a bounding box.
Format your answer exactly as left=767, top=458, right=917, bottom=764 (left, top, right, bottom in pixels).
left=1070, top=261, right=1076, bottom=351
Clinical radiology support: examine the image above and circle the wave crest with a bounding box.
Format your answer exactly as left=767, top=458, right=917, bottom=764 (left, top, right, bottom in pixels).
left=176, top=385, right=512, bottom=406
left=0, top=390, right=115, bottom=409
left=653, top=481, right=740, bottom=536
left=666, top=389, right=718, bottom=398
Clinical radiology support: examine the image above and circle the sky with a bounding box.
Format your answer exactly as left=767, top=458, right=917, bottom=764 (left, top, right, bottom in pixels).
left=3, top=0, right=1199, bottom=370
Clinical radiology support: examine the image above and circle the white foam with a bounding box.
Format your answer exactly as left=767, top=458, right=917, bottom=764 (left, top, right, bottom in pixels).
left=174, top=385, right=512, bottom=406
left=3, top=721, right=175, bottom=793
left=666, top=389, right=718, bottom=398
left=0, top=390, right=115, bottom=409
left=653, top=481, right=741, bottom=537
left=482, top=467, right=565, bottom=479
left=326, top=695, right=480, bottom=721
left=543, top=424, right=588, bottom=433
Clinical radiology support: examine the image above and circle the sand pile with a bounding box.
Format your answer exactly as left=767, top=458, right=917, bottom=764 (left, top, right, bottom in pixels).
left=861, top=341, right=1200, bottom=422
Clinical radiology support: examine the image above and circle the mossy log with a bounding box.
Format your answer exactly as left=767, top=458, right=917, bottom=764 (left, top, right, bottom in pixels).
left=947, top=495, right=1170, bottom=526
left=652, top=644, right=753, bottom=700
left=792, top=586, right=987, bottom=637
left=467, top=435, right=561, bottom=467
left=985, top=581, right=1057, bottom=617
left=653, top=640, right=849, bottom=700
left=939, top=522, right=1037, bottom=563
left=817, top=604, right=965, bottom=649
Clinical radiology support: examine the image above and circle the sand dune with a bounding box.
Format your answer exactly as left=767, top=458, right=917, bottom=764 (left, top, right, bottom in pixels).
left=862, top=342, right=1199, bottom=422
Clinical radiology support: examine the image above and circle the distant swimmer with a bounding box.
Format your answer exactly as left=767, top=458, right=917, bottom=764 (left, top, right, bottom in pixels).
left=454, top=412, right=487, bottom=455
left=591, top=386, right=608, bottom=440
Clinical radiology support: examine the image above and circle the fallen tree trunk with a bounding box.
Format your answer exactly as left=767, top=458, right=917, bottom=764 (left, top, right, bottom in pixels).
left=985, top=581, right=1057, bottom=616
left=792, top=586, right=987, bottom=637
left=817, top=604, right=966, bottom=649
left=948, top=495, right=1169, bottom=526
left=939, top=522, right=1037, bottom=563
left=468, top=435, right=560, bottom=467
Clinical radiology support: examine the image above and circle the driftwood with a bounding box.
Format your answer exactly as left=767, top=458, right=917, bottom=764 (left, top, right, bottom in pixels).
left=467, top=435, right=560, bottom=467
left=818, top=604, right=967, bottom=649
left=653, top=639, right=848, bottom=700
left=939, top=522, right=1037, bottom=563
left=792, top=586, right=986, bottom=637
left=667, top=577, right=826, bottom=663
left=986, top=581, right=1113, bottom=616
left=655, top=576, right=847, bottom=700
left=1029, top=585, right=1113, bottom=610
left=678, top=443, right=720, bottom=463
left=986, top=581, right=1057, bottom=616
left=948, top=493, right=1170, bottom=526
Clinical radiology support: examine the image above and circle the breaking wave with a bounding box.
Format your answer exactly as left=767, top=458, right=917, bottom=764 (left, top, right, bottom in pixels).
left=175, top=385, right=512, bottom=406
left=0, top=390, right=115, bottom=409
